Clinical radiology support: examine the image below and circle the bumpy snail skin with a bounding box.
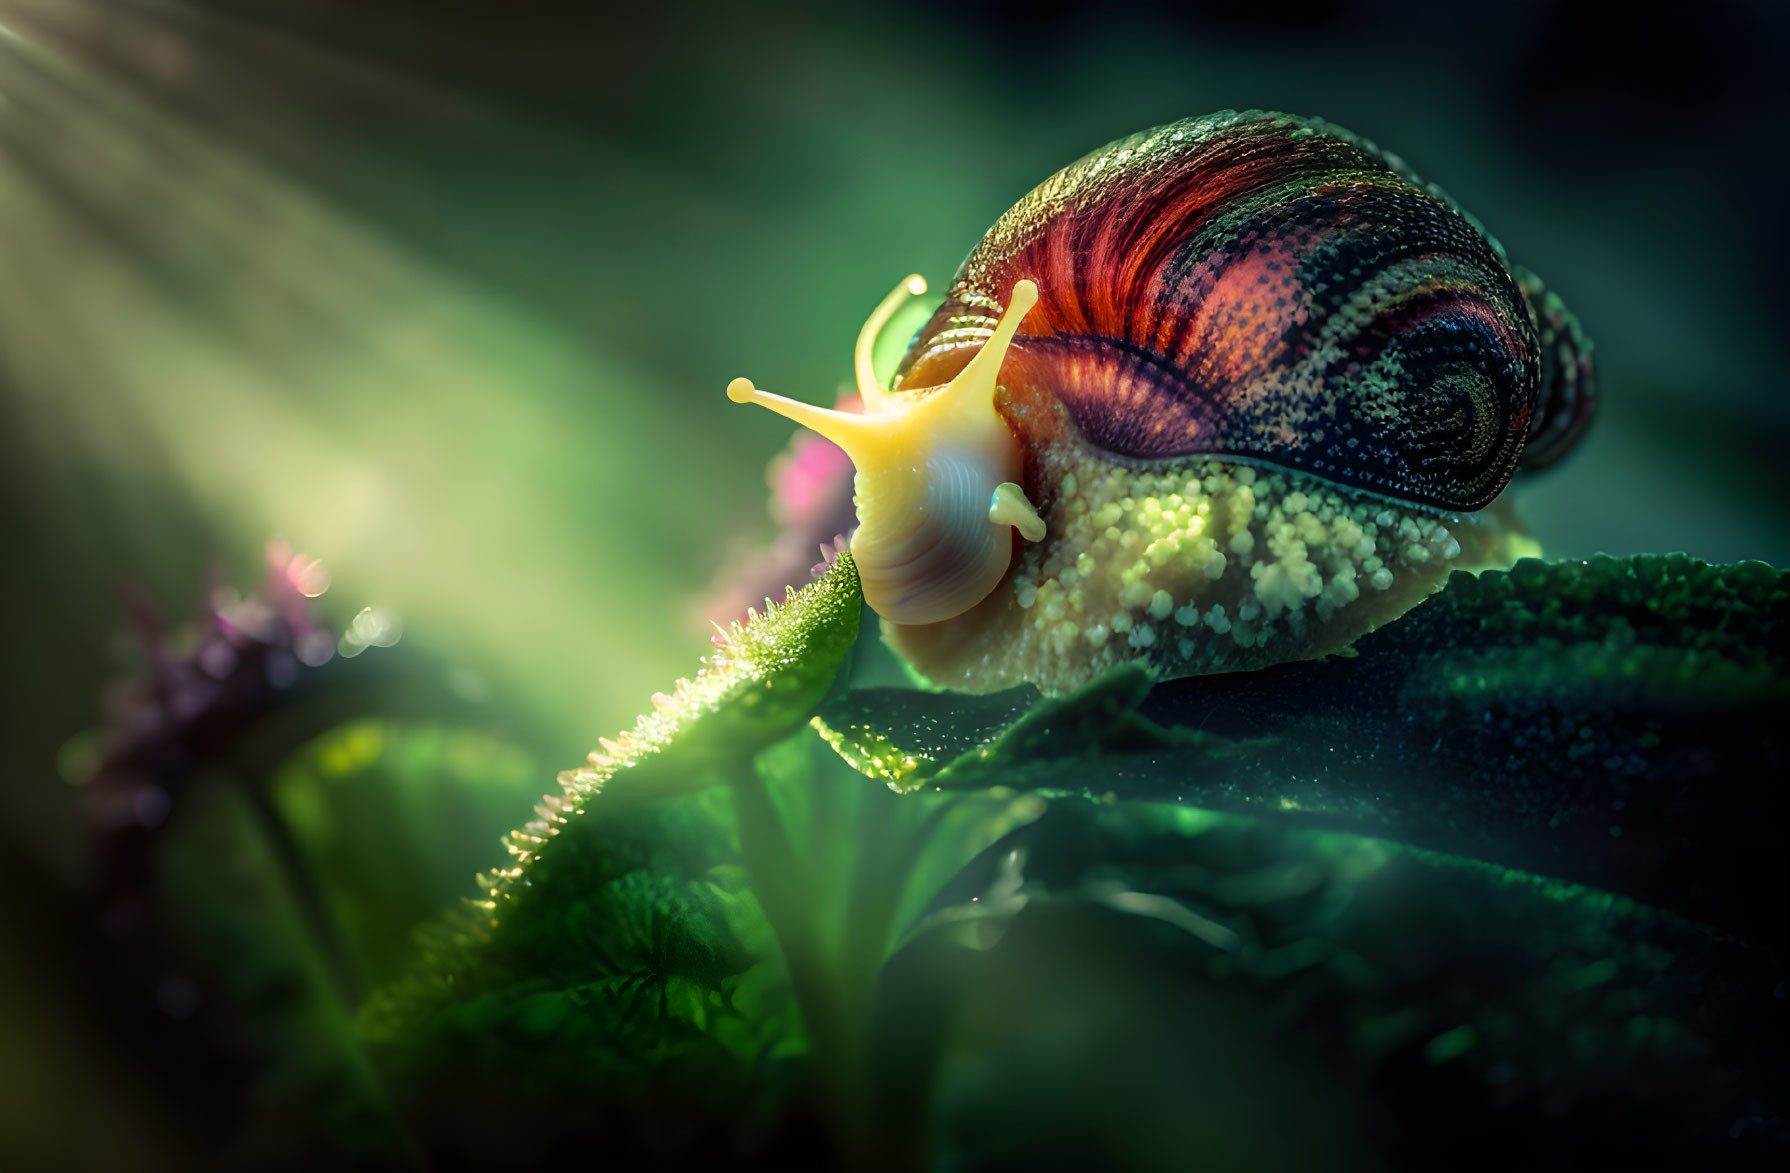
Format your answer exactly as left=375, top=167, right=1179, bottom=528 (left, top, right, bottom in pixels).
left=727, top=278, right=1047, bottom=626
left=882, top=444, right=1529, bottom=694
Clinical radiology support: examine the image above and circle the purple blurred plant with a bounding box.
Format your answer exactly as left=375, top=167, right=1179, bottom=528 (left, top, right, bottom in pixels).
left=59, top=538, right=473, bottom=1160
left=72, top=540, right=369, bottom=1048
left=83, top=540, right=338, bottom=836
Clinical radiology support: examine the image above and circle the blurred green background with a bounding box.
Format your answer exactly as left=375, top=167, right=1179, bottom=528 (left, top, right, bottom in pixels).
left=1, top=0, right=1786, bottom=1164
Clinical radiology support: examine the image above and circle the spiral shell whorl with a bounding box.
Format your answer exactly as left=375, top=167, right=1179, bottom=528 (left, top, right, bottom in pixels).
left=896, top=110, right=1548, bottom=513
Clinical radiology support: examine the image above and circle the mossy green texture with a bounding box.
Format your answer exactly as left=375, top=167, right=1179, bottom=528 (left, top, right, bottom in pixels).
left=556, top=549, right=865, bottom=796
left=484, top=550, right=864, bottom=905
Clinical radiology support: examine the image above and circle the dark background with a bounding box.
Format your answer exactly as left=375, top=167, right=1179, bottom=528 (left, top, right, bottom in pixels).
left=1, top=0, right=1785, bottom=1164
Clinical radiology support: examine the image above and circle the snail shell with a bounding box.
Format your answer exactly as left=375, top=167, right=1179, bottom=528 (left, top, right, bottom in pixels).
left=729, top=110, right=1595, bottom=693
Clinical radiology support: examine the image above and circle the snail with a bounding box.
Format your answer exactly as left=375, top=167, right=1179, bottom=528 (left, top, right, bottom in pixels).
left=726, top=110, right=1595, bottom=694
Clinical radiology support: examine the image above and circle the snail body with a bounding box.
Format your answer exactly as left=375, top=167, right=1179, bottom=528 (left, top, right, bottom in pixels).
left=728, top=110, right=1594, bottom=693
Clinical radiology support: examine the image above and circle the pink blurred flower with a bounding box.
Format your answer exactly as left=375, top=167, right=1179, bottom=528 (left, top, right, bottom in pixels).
left=699, top=392, right=860, bottom=630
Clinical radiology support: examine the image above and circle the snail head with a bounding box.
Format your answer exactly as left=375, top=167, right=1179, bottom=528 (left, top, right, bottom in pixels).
left=727, top=276, right=1047, bottom=626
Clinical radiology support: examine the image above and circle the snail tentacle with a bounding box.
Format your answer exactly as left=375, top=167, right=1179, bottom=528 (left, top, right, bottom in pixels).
left=727, top=278, right=1047, bottom=626
left=853, top=273, right=927, bottom=412
left=989, top=481, right=1046, bottom=542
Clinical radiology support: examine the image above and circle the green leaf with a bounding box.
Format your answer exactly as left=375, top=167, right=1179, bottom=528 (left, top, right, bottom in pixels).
left=1135, top=554, right=1790, bottom=944
left=358, top=557, right=864, bottom=1162
left=816, top=556, right=1789, bottom=945
left=812, top=662, right=1182, bottom=791
left=886, top=799, right=1786, bottom=1169
left=554, top=548, right=865, bottom=798
left=457, top=550, right=863, bottom=933
left=361, top=780, right=818, bottom=1165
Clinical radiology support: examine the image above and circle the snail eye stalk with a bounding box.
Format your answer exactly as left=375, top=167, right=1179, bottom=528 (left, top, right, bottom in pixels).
left=853, top=273, right=927, bottom=412
left=723, top=278, right=1041, bottom=485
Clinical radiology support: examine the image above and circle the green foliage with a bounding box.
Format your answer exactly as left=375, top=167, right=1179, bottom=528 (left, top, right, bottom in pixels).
left=888, top=799, right=1785, bottom=1168
left=234, top=552, right=1782, bottom=1165
left=358, top=557, right=866, bottom=1102
left=421, top=548, right=866, bottom=959
left=821, top=555, right=1790, bottom=945
left=355, top=552, right=1049, bottom=1162
left=362, top=781, right=802, bottom=1163
left=158, top=778, right=415, bottom=1165
left=812, top=661, right=1196, bottom=792
left=269, top=720, right=543, bottom=991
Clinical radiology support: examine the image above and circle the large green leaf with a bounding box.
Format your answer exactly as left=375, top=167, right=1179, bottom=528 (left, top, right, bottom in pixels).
left=817, top=556, right=1789, bottom=945
left=884, top=799, right=1787, bottom=1169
